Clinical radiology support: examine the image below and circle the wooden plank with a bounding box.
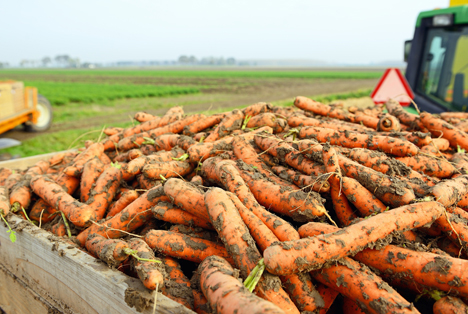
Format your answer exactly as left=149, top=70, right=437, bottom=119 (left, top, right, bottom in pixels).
left=0, top=215, right=195, bottom=314
left=0, top=151, right=71, bottom=170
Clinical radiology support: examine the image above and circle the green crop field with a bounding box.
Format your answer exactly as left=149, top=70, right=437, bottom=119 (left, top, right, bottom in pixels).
left=0, top=68, right=382, bottom=158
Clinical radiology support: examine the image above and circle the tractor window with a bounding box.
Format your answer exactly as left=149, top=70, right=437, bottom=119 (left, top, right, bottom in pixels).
left=417, top=26, right=468, bottom=111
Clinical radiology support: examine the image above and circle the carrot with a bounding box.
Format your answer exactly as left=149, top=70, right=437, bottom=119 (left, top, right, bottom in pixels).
left=246, top=113, right=287, bottom=133
left=396, top=155, right=456, bottom=178
left=114, top=148, right=143, bottom=162
left=103, top=126, right=123, bottom=136
left=352, top=113, right=379, bottom=129
left=311, top=257, right=418, bottom=314
left=243, top=102, right=272, bottom=117
left=153, top=134, right=180, bottom=151
left=72, top=142, right=104, bottom=169
left=161, top=256, right=194, bottom=310
left=341, top=177, right=387, bottom=216
left=76, top=185, right=169, bottom=246
left=430, top=175, right=468, bottom=207
left=0, top=187, right=10, bottom=216
left=50, top=221, right=66, bottom=237
left=169, top=225, right=217, bottom=242
left=183, top=114, right=224, bottom=136
left=140, top=144, right=156, bottom=155
left=198, top=256, right=285, bottom=314
left=455, top=119, right=468, bottom=133
left=31, top=175, right=97, bottom=228
left=85, top=234, right=129, bottom=267
left=127, top=238, right=165, bottom=290
left=144, top=230, right=234, bottom=264
left=347, top=148, right=411, bottom=176
left=298, top=126, right=419, bottom=157
left=441, top=112, right=468, bottom=120
left=288, top=113, right=373, bottom=132
left=376, top=113, right=401, bottom=132
left=376, top=131, right=432, bottom=147
left=0, top=168, right=13, bottom=186
left=316, top=283, right=339, bottom=314
left=163, top=178, right=211, bottom=221
left=330, top=179, right=357, bottom=226
left=117, top=114, right=204, bottom=151
left=271, top=166, right=330, bottom=193
left=385, top=99, right=427, bottom=131
left=87, top=164, right=122, bottom=220
left=450, top=153, right=468, bottom=175
left=421, top=112, right=468, bottom=150
left=202, top=157, right=300, bottom=241
left=106, top=190, right=139, bottom=218
left=190, top=175, right=203, bottom=186
left=142, top=160, right=193, bottom=179
left=134, top=111, right=157, bottom=123
left=193, top=132, right=206, bottom=142
left=80, top=157, right=105, bottom=203
left=152, top=201, right=213, bottom=230
left=294, top=96, right=355, bottom=121
left=270, top=105, right=296, bottom=118
left=187, top=126, right=273, bottom=164
left=193, top=289, right=211, bottom=314
left=232, top=136, right=298, bottom=189
left=434, top=296, right=468, bottom=314
left=431, top=138, right=451, bottom=151
left=264, top=201, right=444, bottom=275
left=4, top=173, right=22, bottom=191
left=204, top=109, right=244, bottom=142
left=434, top=211, right=468, bottom=250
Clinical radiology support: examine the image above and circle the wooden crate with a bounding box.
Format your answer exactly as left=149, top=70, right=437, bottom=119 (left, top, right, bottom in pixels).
left=0, top=155, right=195, bottom=314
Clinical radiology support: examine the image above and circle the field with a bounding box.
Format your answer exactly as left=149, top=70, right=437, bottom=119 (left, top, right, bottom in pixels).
left=0, top=68, right=382, bottom=157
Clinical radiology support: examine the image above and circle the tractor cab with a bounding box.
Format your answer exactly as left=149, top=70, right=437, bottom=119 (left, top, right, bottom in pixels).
left=405, top=2, right=468, bottom=113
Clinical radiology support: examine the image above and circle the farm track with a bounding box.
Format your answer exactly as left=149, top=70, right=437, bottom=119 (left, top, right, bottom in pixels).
left=1, top=78, right=378, bottom=141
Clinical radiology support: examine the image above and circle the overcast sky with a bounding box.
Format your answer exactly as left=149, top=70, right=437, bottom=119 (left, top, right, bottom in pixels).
left=2, top=0, right=448, bottom=65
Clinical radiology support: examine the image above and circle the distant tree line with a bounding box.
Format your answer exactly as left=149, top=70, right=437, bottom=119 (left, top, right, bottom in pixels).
left=178, top=55, right=237, bottom=66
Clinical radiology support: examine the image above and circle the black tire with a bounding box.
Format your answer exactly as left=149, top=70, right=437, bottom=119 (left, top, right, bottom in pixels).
left=24, top=94, right=53, bottom=132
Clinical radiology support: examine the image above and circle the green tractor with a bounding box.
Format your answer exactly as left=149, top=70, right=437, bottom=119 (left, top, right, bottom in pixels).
left=405, top=1, right=468, bottom=112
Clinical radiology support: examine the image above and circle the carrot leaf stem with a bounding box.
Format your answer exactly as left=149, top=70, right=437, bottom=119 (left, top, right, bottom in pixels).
left=60, top=211, right=72, bottom=238
left=123, top=248, right=162, bottom=264
left=21, top=207, right=36, bottom=225
left=244, top=258, right=265, bottom=292
left=1, top=215, right=16, bottom=243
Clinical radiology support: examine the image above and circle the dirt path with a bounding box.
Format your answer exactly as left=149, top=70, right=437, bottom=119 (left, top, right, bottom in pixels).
left=1, top=78, right=378, bottom=141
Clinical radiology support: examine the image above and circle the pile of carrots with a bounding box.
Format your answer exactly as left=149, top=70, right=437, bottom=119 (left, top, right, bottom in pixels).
left=2, top=98, right=468, bottom=313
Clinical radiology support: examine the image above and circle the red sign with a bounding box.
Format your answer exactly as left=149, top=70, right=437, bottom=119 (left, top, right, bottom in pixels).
left=371, top=68, right=415, bottom=106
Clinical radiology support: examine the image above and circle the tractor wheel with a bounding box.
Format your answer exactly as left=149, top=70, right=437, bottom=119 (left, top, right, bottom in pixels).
left=24, top=94, right=53, bottom=132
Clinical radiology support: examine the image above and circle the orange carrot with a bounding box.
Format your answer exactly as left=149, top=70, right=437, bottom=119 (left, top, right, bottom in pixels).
left=198, top=256, right=285, bottom=314
left=202, top=157, right=300, bottom=241
left=153, top=134, right=180, bottom=151
left=271, top=166, right=330, bottom=193
left=183, top=114, right=224, bottom=136
left=243, top=102, right=272, bottom=117
left=190, top=175, right=203, bottom=186
left=376, top=131, right=432, bottom=147
left=106, top=190, right=139, bottom=218
left=385, top=99, right=427, bottom=131
left=85, top=234, right=129, bottom=267
left=76, top=185, right=169, bottom=246
left=50, top=221, right=66, bottom=237
left=134, top=111, right=157, bottom=123
left=298, top=126, right=419, bottom=157
left=341, top=177, right=387, bottom=216
left=103, top=126, right=124, bottom=136
left=0, top=168, right=13, bottom=187
left=127, top=238, right=165, bottom=290
left=144, top=230, right=234, bottom=264
left=193, top=289, right=211, bottom=314
left=0, top=187, right=10, bottom=216
left=152, top=201, right=213, bottom=229
left=421, top=112, right=468, bottom=150
left=246, top=113, right=287, bottom=133
left=204, top=109, right=244, bottom=142
left=288, top=113, right=373, bottom=132
left=430, top=175, right=468, bottom=207
left=161, top=256, right=194, bottom=310
left=433, top=296, right=468, bottom=314
left=396, top=155, right=456, bottom=178
left=376, top=113, right=401, bottom=132
left=87, top=164, right=122, bottom=220
left=31, top=175, right=97, bottom=228
left=142, top=160, right=193, bottom=179
left=80, top=157, right=105, bottom=203
left=316, top=283, right=339, bottom=314
left=294, top=96, right=354, bottom=121
left=264, top=201, right=444, bottom=275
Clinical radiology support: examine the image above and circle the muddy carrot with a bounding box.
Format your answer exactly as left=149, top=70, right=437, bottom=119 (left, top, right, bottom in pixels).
left=163, top=178, right=211, bottom=221
left=246, top=113, right=287, bottom=133
left=243, top=102, right=272, bottom=116
left=76, top=185, right=169, bottom=246
left=153, top=134, right=180, bottom=151
left=316, top=283, right=339, bottom=314
left=106, top=190, right=139, bottom=218
left=341, top=177, right=387, bottom=216
left=434, top=296, right=468, bottom=314
left=152, top=201, right=213, bottom=229
left=288, top=113, right=373, bottom=132
left=430, top=175, right=468, bottom=207
left=127, top=238, right=165, bottom=291
left=199, top=256, right=285, bottom=314
left=142, top=160, right=193, bottom=179
left=183, top=114, right=224, bottom=136
left=80, top=157, right=105, bottom=203
left=31, top=175, right=97, bottom=228
left=204, top=109, right=244, bottom=142
left=103, top=126, right=124, bottom=136
left=421, top=112, right=468, bottom=150
left=294, top=96, right=354, bottom=121
left=298, top=126, right=419, bottom=157
left=271, top=166, right=330, bottom=193
left=87, top=164, right=122, bottom=220
left=85, top=234, right=129, bottom=267
left=396, top=155, right=456, bottom=178
left=161, top=256, right=194, bottom=310
left=434, top=211, right=468, bottom=250
left=385, top=99, right=427, bottom=131
left=144, top=230, right=234, bottom=264
left=0, top=187, right=10, bottom=216
left=0, top=168, right=13, bottom=187
left=376, top=113, right=401, bottom=132
left=134, top=112, right=157, bottom=123
left=202, top=157, right=300, bottom=241
left=264, top=201, right=444, bottom=275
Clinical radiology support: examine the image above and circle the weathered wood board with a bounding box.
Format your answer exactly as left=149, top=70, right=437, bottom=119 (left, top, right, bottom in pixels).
left=0, top=205, right=195, bottom=314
